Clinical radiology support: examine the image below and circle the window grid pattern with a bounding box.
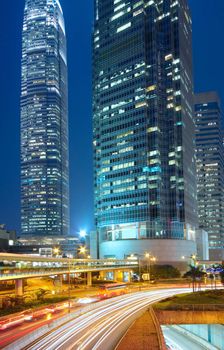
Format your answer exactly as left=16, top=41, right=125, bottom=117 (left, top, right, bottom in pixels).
left=93, top=0, right=197, bottom=243
left=21, top=0, right=69, bottom=237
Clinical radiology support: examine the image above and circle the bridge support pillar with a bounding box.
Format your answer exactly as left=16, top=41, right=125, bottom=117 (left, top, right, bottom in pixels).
left=114, top=271, right=118, bottom=281
left=114, top=271, right=123, bottom=282
left=15, top=279, right=24, bottom=296
left=54, top=275, right=63, bottom=293
left=99, top=271, right=106, bottom=280
left=87, top=272, right=92, bottom=286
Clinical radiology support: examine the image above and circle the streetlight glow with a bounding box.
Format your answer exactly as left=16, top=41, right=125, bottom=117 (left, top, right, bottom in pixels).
left=53, top=247, right=60, bottom=255
left=79, top=230, right=87, bottom=238
left=79, top=246, right=87, bottom=255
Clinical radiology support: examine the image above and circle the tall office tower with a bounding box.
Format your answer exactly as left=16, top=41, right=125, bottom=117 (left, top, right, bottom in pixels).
left=195, top=92, right=224, bottom=260
left=20, top=0, right=69, bottom=238
left=93, top=0, right=197, bottom=261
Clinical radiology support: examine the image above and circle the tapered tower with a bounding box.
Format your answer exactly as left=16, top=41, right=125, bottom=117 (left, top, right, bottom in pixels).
left=21, top=0, right=69, bottom=237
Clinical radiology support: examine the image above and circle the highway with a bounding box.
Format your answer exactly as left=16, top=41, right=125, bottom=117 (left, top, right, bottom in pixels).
left=163, top=326, right=212, bottom=350
left=21, top=288, right=190, bottom=350
left=0, top=305, right=75, bottom=349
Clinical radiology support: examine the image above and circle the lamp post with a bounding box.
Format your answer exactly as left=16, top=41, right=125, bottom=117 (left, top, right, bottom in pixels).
left=53, top=247, right=60, bottom=257
left=145, top=253, right=150, bottom=282
left=145, top=253, right=156, bottom=283
left=191, top=254, right=197, bottom=292
left=79, top=246, right=89, bottom=285
left=68, top=259, right=71, bottom=313
left=182, top=254, right=198, bottom=292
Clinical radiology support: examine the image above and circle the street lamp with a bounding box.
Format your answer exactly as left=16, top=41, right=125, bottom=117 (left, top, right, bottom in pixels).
left=145, top=253, right=150, bottom=282
left=144, top=253, right=156, bottom=283
left=78, top=246, right=89, bottom=285
left=53, top=247, right=60, bottom=257
left=68, top=259, right=71, bottom=314
left=79, top=230, right=87, bottom=238
left=79, top=246, right=87, bottom=256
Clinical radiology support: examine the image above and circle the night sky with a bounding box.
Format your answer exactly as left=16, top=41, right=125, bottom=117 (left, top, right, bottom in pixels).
left=0, top=1, right=223, bottom=236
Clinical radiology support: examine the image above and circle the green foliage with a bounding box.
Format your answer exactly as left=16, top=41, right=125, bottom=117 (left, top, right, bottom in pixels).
left=219, top=265, right=224, bottom=285
left=150, top=265, right=181, bottom=279
left=0, top=296, right=69, bottom=317
left=4, top=296, right=24, bottom=307
left=154, top=290, right=224, bottom=310
left=183, top=266, right=205, bottom=279
left=35, top=288, right=51, bottom=301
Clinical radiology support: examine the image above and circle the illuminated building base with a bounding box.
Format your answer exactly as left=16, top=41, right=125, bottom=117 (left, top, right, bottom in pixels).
left=100, top=239, right=196, bottom=264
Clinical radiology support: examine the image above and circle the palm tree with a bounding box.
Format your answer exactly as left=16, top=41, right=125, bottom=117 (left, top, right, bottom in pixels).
left=184, top=266, right=205, bottom=292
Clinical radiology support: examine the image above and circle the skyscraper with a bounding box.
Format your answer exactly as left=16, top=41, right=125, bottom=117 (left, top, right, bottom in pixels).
left=21, top=0, right=69, bottom=238
left=93, top=0, right=197, bottom=261
left=195, top=92, right=224, bottom=260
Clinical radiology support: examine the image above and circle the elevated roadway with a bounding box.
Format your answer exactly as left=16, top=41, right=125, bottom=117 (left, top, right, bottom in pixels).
left=0, top=253, right=137, bottom=281
left=0, top=253, right=137, bottom=295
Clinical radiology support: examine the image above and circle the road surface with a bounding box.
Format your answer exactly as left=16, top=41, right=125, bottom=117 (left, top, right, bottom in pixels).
left=22, top=288, right=190, bottom=350
left=0, top=307, right=72, bottom=349
left=163, top=326, right=211, bottom=350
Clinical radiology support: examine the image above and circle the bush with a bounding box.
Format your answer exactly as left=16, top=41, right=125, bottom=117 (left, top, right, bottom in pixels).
left=150, top=265, right=181, bottom=279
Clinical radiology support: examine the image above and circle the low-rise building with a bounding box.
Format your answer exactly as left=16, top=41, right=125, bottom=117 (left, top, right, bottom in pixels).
left=0, top=224, right=16, bottom=251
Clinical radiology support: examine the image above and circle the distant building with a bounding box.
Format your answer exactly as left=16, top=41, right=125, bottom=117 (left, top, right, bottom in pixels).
left=20, top=0, right=69, bottom=238
left=195, top=92, right=224, bottom=260
left=12, top=235, right=79, bottom=258
left=93, top=0, right=197, bottom=262
left=0, top=225, right=16, bottom=251
left=90, top=231, right=98, bottom=259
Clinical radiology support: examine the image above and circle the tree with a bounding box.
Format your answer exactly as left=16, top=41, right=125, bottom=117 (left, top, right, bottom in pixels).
left=183, top=266, right=205, bottom=292
left=35, top=288, right=50, bottom=301
left=219, top=265, right=224, bottom=285
left=150, top=265, right=181, bottom=279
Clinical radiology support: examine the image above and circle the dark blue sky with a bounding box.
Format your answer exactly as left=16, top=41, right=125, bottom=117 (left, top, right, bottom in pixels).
left=0, top=1, right=223, bottom=235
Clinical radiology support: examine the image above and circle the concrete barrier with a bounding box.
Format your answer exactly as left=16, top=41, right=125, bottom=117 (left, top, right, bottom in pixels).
left=169, top=325, right=219, bottom=350
left=155, top=310, right=224, bottom=325
left=150, top=307, right=167, bottom=350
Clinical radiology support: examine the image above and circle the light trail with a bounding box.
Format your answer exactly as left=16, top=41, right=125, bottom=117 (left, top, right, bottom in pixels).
left=23, top=288, right=190, bottom=350
left=28, top=296, right=149, bottom=350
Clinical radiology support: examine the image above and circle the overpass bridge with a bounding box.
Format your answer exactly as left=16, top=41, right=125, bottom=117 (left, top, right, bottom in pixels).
left=0, top=253, right=138, bottom=295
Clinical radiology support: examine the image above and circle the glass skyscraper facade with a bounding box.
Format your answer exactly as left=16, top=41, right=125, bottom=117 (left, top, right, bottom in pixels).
left=195, top=92, right=224, bottom=260
left=21, top=0, right=69, bottom=237
left=93, top=0, right=197, bottom=258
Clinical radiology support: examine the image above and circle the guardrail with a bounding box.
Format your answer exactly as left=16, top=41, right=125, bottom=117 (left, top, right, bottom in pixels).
left=161, top=304, right=224, bottom=311
left=150, top=307, right=167, bottom=350
left=170, top=325, right=218, bottom=350
left=0, top=264, right=137, bottom=281
left=0, top=253, right=138, bottom=265
left=0, top=262, right=137, bottom=270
